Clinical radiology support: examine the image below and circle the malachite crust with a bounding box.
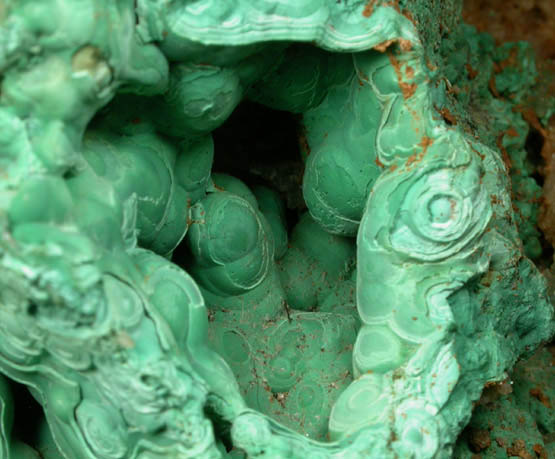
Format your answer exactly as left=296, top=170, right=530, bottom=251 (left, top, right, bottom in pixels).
left=0, top=1, right=552, bottom=458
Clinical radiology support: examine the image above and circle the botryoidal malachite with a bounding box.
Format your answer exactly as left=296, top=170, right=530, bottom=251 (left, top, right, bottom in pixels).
left=0, top=1, right=552, bottom=458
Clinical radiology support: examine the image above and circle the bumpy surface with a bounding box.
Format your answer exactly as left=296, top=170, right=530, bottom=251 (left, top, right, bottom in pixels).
left=454, top=344, right=554, bottom=459
left=462, top=0, right=555, bottom=254
left=0, top=0, right=553, bottom=458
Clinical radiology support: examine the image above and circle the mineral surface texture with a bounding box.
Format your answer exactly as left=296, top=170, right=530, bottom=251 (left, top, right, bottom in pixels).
left=0, top=0, right=553, bottom=458
left=454, top=343, right=555, bottom=459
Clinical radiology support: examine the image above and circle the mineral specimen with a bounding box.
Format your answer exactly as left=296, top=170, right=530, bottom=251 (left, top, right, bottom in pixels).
left=0, top=0, right=552, bottom=458
left=454, top=344, right=555, bottom=458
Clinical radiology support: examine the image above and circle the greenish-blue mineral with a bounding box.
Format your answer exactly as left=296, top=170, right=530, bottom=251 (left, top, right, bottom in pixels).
left=0, top=0, right=552, bottom=458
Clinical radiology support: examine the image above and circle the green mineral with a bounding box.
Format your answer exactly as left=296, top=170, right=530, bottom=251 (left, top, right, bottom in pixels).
left=0, top=0, right=553, bottom=458
left=454, top=344, right=555, bottom=458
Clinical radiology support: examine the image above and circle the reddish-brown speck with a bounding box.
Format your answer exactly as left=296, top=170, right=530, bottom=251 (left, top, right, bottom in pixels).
left=496, top=133, right=512, bottom=172
left=388, top=52, right=417, bottom=99
left=489, top=75, right=500, bottom=98
left=362, top=0, right=376, bottom=17
left=419, top=136, right=433, bottom=153
left=529, top=387, right=551, bottom=408
left=466, top=63, right=479, bottom=79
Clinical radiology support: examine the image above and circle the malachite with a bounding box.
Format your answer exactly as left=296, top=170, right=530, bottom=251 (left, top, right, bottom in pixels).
left=0, top=0, right=552, bottom=458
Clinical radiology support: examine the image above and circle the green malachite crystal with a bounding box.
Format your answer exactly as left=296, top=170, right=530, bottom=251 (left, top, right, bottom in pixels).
left=0, top=0, right=552, bottom=458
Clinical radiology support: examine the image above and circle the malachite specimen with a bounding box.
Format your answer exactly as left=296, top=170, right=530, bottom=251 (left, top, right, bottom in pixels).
left=454, top=343, right=555, bottom=458
left=0, top=1, right=553, bottom=458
